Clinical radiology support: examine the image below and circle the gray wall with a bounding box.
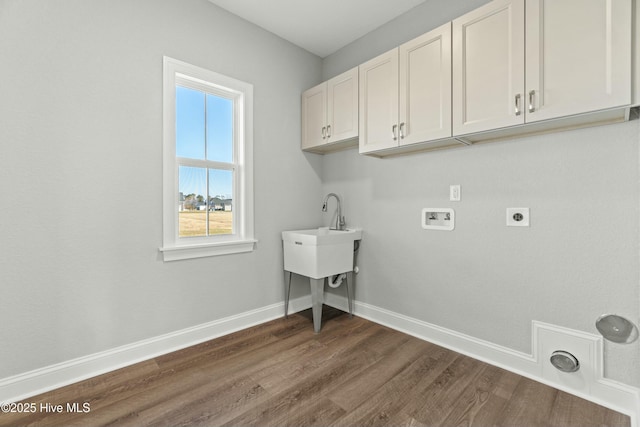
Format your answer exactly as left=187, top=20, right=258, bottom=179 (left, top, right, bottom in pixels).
left=0, top=0, right=322, bottom=379
left=320, top=0, right=640, bottom=386
left=2, top=0, right=638, bottom=391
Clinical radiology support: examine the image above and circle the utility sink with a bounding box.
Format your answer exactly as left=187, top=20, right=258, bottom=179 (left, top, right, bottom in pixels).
left=282, top=226, right=363, bottom=333
left=282, top=227, right=362, bottom=280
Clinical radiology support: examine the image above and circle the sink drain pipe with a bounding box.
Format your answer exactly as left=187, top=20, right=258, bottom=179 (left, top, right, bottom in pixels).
left=329, top=273, right=346, bottom=288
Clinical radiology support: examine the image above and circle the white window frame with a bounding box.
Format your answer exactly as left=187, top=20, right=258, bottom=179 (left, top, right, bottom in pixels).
left=160, top=56, right=255, bottom=261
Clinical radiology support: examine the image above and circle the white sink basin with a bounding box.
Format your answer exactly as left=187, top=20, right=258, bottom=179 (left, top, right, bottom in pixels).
left=282, top=227, right=362, bottom=279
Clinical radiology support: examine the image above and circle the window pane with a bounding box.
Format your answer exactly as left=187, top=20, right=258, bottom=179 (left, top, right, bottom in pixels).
left=176, top=86, right=205, bottom=160
left=206, top=94, right=233, bottom=163
left=178, top=166, right=207, bottom=237
left=208, top=169, right=233, bottom=235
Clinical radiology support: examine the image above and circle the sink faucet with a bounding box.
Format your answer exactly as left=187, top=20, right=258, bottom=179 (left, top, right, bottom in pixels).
left=322, top=193, right=346, bottom=230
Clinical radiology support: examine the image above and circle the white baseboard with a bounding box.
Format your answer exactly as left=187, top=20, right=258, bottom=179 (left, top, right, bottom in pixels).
left=0, top=297, right=308, bottom=404
left=322, top=293, right=640, bottom=426
left=2, top=293, right=638, bottom=427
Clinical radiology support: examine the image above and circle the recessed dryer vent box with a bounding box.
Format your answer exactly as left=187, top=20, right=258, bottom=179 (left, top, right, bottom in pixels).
left=422, top=208, right=454, bottom=231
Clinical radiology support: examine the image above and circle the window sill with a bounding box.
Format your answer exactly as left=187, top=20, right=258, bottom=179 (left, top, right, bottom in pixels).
left=159, top=239, right=257, bottom=261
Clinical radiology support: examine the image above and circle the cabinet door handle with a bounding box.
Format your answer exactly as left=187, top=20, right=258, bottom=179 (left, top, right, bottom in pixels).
left=515, top=94, right=522, bottom=116
left=326, top=125, right=331, bottom=138
left=392, top=124, right=398, bottom=141
left=528, top=90, right=536, bottom=113
left=399, top=122, right=405, bottom=139
left=321, top=126, right=326, bottom=139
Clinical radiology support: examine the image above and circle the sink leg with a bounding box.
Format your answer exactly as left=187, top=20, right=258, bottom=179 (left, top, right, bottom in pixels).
left=345, top=272, right=353, bottom=318
left=310, top=278, right=324, bottom=333
left=284, top=271, right=292, bottom=318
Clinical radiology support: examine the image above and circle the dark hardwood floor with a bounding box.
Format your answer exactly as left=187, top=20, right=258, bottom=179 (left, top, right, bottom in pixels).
left=0, top=307, right=630, bottom=426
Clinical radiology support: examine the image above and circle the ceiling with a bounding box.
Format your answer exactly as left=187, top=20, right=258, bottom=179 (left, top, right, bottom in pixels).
left=207, top=0, right=427, bottom=58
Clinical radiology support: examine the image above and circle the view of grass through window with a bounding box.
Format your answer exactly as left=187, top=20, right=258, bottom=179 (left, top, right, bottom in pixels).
left=176, top=85, right=234, bottom=237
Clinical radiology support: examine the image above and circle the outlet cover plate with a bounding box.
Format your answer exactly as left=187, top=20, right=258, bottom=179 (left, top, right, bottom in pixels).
left=507, top=207, right=530, bottom=227
left=450, top=185, right=461, bottom=201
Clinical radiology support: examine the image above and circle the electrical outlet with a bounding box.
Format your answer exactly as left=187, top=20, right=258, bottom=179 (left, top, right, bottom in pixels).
left=506, top=208, right=530, bottom=227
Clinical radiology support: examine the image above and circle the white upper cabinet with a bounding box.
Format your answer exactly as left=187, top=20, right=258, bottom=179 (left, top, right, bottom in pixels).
left=301, top=83, right=327, bottom=150
left=326, top=68, right=359, bottom=143
left=453, top=0, right=632, bottom=136
left=301, top=67, right=358, bottom=152
left=359, top=48, right=399, bottom=153
left=399, top=23, right=452, bottom=145
left=453, top=0, right=525, bottom=136
left=525, top=0, right=632, bottom=122
left=360, top=23, right=453, bottom=154
left=308, top=0, right=636, bottom=156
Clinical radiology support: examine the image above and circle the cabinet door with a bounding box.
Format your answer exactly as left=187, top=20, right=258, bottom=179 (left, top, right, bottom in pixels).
left=301, top=82, right=327, bottom=150
left=525, top=0, right=632, bottom=122
left=453, top=0, right=525, bottom=136
left=399, top=22, right=452, bottom=146
left=359, top=48, right=399, bottom=154
left=327, top=67, right=358, bottom=143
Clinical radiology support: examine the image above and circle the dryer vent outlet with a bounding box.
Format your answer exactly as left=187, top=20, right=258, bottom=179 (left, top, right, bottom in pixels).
left=550, top=350, right=580, bottom=373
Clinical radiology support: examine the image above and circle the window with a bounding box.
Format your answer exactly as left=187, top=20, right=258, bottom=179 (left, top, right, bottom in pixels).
left=161, top=57, right=255, bottom=261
